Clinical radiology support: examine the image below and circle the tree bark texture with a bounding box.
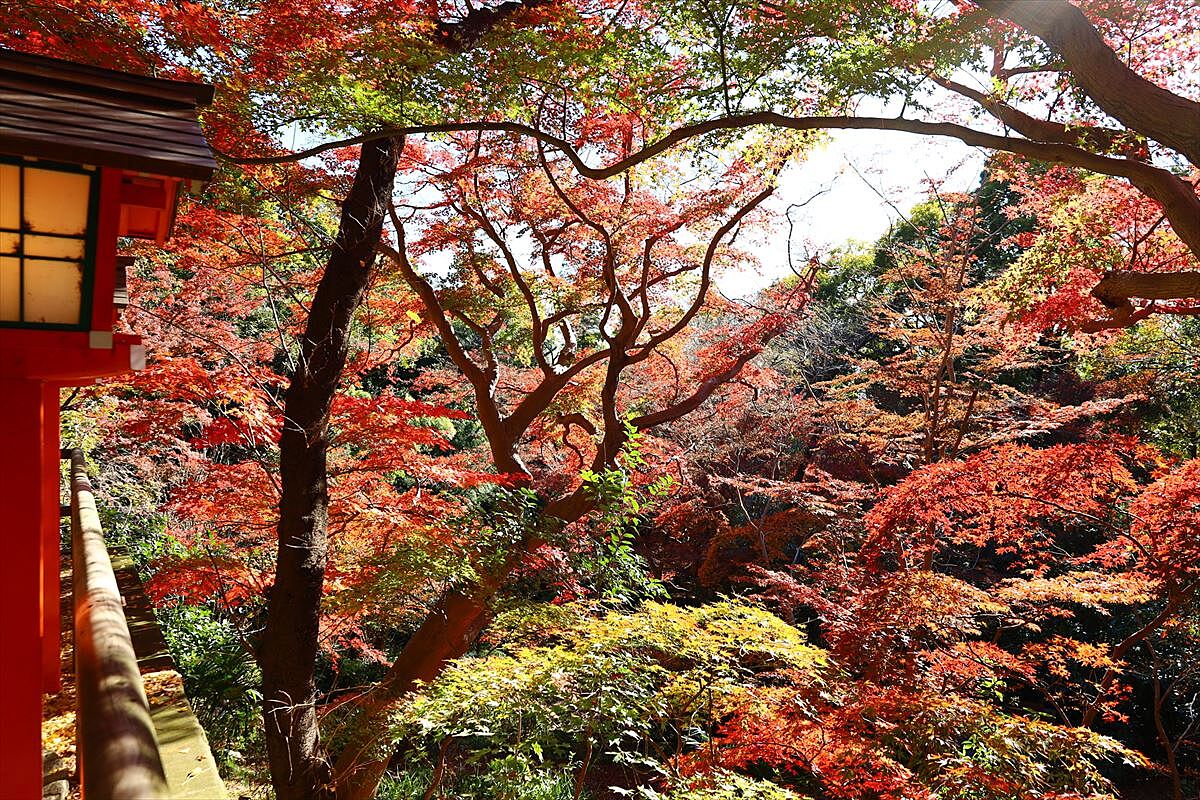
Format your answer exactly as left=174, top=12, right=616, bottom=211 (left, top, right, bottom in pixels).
left=259, top=137, right=400, bottom=800
left=1092, top=271, right=1200, bottom=307
left=980, top=0, right=1200, bottom=165
left=254, top=6, right=548, bottom=797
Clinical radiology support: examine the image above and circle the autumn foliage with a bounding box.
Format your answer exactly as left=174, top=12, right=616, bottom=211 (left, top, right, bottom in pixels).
left=11, top=0, right=1200, bottom=798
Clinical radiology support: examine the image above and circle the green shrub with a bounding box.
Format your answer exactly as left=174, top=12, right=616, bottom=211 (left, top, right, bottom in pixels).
left=378, top=762, right=579, bottom=800
left=157, top=603, right=263, bottom=771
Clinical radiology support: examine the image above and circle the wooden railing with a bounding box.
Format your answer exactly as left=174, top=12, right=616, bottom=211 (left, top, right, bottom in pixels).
left=66, top=448, right=171, bottom=800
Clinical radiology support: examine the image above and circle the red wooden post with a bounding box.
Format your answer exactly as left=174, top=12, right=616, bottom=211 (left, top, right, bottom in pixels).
left=91, top=170, right=121, bottom=333
left=42, top=383, right=61, bottom=694
left=0, top=51, right=214, bottom=792
left=0, top=377, right=48, bottom=798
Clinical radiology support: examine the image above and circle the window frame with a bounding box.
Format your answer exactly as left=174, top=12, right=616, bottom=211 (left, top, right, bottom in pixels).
left=0, top=155, right=100, bottom=331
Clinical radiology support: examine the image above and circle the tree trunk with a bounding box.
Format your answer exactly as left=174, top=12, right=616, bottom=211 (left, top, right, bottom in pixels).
left=330, top=586, right=498, bottom=799
left=1148, top=644, right=1184, bottom=800
left=980, top=0, right=1200, bottom=166
left=331, top=488, right=594, bottom=800
left=258, top=137, right=400, bottom=800
left=1092, top=271, right=1200, bottom=308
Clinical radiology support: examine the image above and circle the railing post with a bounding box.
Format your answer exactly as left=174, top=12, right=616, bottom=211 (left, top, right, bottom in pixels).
left=68, top=448, right=170, bottom=800
left=44, top=383, right=62, bottom=694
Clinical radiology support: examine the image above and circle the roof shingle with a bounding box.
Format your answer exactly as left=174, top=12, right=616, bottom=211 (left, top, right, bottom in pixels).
left=0, top=50, right=217, bottom=183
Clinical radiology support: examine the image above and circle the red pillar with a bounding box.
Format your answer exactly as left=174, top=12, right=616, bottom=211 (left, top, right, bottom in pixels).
left=42, top=383, right=61, bottom=694
left=0, top=378, right=47, bottom=798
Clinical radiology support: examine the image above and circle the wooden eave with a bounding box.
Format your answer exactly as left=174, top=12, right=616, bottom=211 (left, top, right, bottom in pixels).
left=0, top=49, right=217, bottom=183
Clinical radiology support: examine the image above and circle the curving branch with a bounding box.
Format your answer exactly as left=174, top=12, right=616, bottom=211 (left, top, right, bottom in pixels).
left=459, top=197, right=557, bottom=376
left=976, top=0, right=1200, bottom=165
left=1081, top=270, right=1200, bottom=331
left=930, top=74, right=1136, bottom=155
left=1091, top=270, right=1200, bottom=309
left=632, top=185, right=775, bottom=359
left=629, top=346, right=764, bottom=430
left=221, top=113, right=1200, bottom=267
left=379, top=207, right=527, bottom=475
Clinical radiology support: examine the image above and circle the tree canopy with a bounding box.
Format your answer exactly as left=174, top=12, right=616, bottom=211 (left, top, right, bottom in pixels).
left=13, top=1, right=1200, bottom=798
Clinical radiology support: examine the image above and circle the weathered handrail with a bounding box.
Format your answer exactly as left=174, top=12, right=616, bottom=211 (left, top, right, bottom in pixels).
left=67, top=448, right=170, bottom=800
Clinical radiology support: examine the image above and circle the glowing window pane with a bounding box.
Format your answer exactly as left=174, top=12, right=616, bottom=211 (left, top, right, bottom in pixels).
left=0, top=165, right=18, bottom=230
left=24, top=234, right=85, bottom=259
left=0, top=257, right=19, bottom=321
left=24, top=167, right=90, bottom=235
left=0, top=161, right=94, bottom=326
left=23, top=259, right=82, bottom=325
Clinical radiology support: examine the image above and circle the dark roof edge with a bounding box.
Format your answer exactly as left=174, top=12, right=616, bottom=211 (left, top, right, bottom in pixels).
left=0, top=49, right=215, bottom=107
left=0, top=132, right=217, bottom=182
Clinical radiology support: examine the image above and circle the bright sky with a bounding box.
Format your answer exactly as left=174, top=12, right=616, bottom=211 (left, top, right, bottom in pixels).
left=723, top=129, right=985, bottom=297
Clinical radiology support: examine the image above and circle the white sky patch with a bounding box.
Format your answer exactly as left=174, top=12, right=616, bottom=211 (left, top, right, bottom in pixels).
left=721, top=129, right=986, bottom=298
